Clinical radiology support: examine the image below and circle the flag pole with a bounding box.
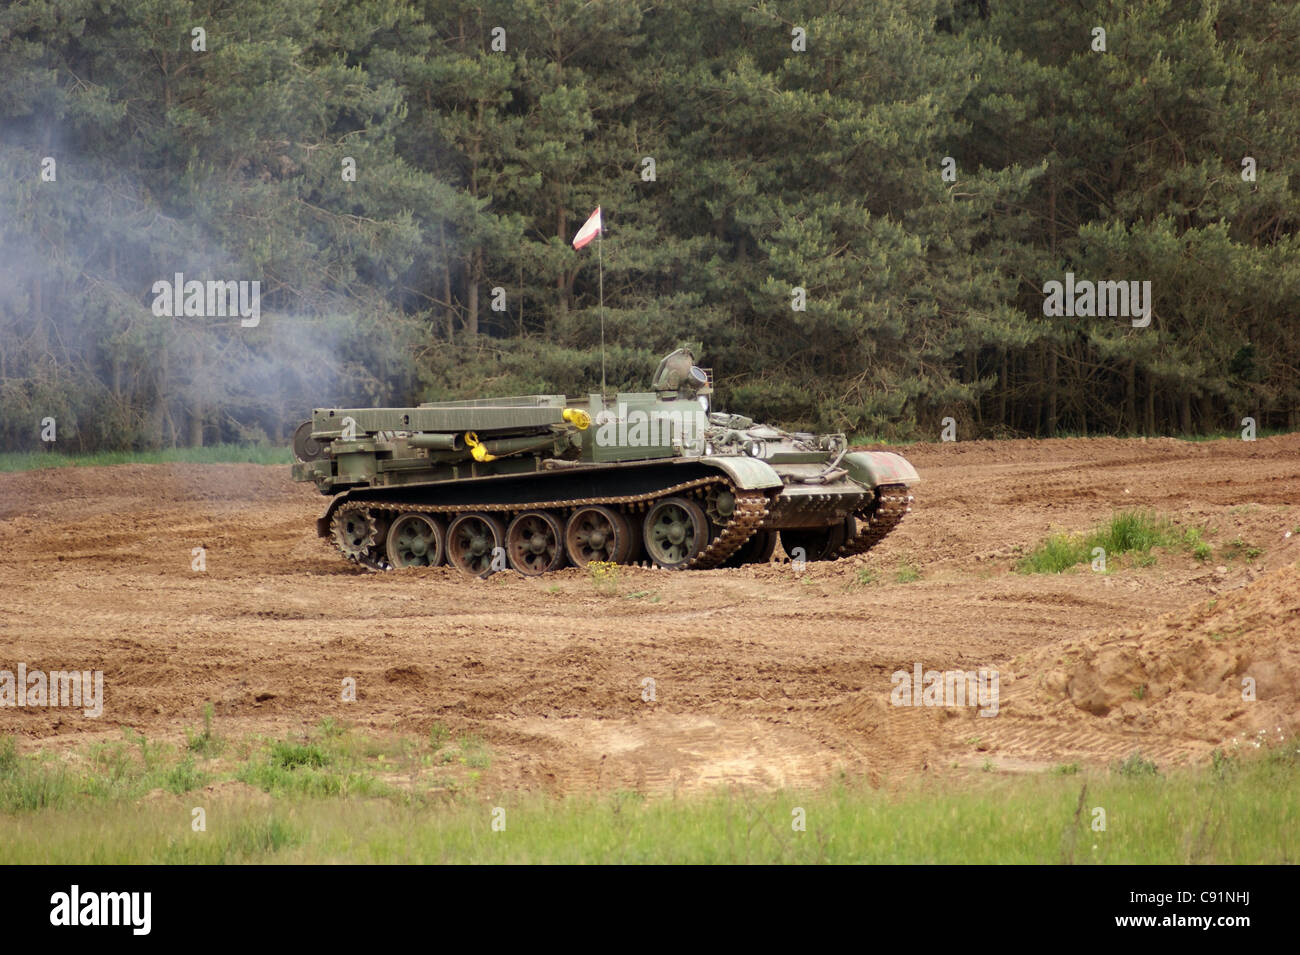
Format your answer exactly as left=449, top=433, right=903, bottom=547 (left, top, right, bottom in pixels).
left=598, top=225, right=606, bottom=398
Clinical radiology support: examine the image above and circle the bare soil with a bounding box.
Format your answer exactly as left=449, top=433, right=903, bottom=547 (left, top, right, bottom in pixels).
left=1, top=434, right=1297, bottom=794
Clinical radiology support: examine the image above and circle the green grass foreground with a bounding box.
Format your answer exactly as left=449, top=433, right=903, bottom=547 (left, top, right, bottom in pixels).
left=0, top=443, right=290, bottom=472
left=1, top=728, right=1297, bottom=864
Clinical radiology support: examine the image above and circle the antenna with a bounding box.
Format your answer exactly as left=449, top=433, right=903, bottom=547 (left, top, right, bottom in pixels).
left=598, top=225, right=606, bottom=397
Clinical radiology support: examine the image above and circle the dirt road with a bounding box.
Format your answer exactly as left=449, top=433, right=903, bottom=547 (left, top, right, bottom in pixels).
left=2, top=434, right=1297, bottom=793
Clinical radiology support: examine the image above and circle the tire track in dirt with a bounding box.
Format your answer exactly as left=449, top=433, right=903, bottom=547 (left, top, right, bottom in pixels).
left=1, top=434, right=1297, bottom=792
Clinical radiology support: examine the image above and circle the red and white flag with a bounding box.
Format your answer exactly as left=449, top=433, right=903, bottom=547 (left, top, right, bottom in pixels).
left=571, top=207, right=602, bottom=249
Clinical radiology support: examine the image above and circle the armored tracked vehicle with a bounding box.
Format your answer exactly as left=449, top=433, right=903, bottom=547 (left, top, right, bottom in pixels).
left=291, top=348, right=918, bottom=576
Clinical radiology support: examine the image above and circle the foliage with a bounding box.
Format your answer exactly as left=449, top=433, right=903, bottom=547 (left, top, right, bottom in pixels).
left=1, top=0, right=1297, bottom=450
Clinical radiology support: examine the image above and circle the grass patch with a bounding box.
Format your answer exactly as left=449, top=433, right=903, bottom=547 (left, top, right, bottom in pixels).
left=2, top=735, right=1298, bottom=863
left=1017, top=510, right=1182, bottom=574
left=1112, top=751, right=1160, bottom=778
left=1221, top=537, right=1262, bottom=562
left=0, top=729, right=209, bottom=811
left=843, top=566, right=877, bottom=590
left=185, top=702, right=223, bottom=756
left=235, top=722, right=398, bottom=798
left=1183, top=527, right=1212, bottom=562
left=0, top=443, right=290, bottom=473
left=895, top=561, right=921, bottom=584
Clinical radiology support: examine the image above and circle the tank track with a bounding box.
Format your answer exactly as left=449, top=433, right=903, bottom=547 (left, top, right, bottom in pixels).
left=330, top=477, right=769, bottom=573
left=328, top=480, right=908, bottom=575
left=830, top=483, right=913, bottom=559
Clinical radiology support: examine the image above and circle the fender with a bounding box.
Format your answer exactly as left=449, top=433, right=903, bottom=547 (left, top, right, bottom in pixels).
left=842, top=451, right=920, bottom=488
left=699, top=455, right=784, bottom=490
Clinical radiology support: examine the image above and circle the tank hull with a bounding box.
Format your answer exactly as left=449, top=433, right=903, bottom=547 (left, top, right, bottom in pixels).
left=291, top=352, right=919, bottom=575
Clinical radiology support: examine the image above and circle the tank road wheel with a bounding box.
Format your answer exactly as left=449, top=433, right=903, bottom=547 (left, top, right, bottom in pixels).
left=780, top=514, right=854, bottom=563
left=506, top=511, right=567, bottom=576
left=446, top=513, right=506, bottom=576
left=643, top=497, right=708, bottom=570
left=565, top=506, right=631, bottom=566
left=386, top=513, right=446, bottom=568
left=621, top=514, right=644, bottom=564
left=332, top=508, right=379, bottom=560
left=722, top=529, right=778, bottom=567
left=703, top=485, right=737, bottom=531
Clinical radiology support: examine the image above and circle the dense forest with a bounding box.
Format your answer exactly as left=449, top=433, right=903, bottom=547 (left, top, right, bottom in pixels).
left=1, top=0, right=1297, bottom=451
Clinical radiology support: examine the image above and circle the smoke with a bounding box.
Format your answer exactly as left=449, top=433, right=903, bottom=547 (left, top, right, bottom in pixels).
left=0, top=130, right=424, bottom=451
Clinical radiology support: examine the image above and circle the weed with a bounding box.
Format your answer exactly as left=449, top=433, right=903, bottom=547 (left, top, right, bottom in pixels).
left=456, top=735, right=491, bottom=770
left=1112, top=752, right=1160, bottom=778
left=269, top=742, right=330, bottom=770
left=1221, top=537, right=1262, bottom=562
left=0, top=736, right=16, bottom=776
left=587, top=560, right=619, bottom=596
left=1211, top=748, right=1238, bottom=779
left=429, top=723, right=450, bottom=751
left=186, top=702, right=222, bottom=756
left=1018, top=510, right=1181, bottom=574
left=163, top=757, right=208, bottom=794
left=1183, top=527, right=1212, bottom=562
left=316, top=717, right=345, bottom=739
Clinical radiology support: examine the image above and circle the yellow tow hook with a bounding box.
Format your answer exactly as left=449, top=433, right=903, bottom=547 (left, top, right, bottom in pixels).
left=464, top=432, right=497, bottom=462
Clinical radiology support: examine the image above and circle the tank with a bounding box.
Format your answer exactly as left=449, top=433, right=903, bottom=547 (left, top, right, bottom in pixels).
left=291, top=347, right=918, bottom=576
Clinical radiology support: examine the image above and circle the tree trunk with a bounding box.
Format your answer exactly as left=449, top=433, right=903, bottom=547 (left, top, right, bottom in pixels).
left=1144, top=373, right=1156, bottom=435
left=150, top=343, right=168, bottom=450
left=466, top=249, right=480, bottom=337
left=1029, top=349, right=1042, bottom=435
left=966, top=350, right=982, bottom=429
left=1124, top=361, right=1137, bottom=433
left=440, top=223, right=454, bottom=343
left=1046, top=344, right=1058, bottom=436
left=998, top=349, right=1008, bottom=428
left=188, top=403, right=204, bottom=448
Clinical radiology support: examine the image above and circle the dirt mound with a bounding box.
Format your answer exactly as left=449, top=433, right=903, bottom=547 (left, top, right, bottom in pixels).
left=1015, top=562, right=1300, bottom=749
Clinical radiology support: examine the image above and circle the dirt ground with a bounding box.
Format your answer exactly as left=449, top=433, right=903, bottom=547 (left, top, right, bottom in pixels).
left=1, top=434, right=1297, bottom=795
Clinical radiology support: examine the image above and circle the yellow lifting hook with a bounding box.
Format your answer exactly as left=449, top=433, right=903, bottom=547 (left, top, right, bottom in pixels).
left=463, top=432, right=497, bottom=462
